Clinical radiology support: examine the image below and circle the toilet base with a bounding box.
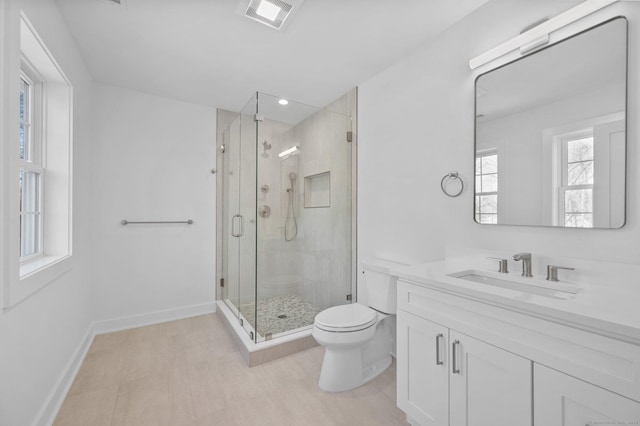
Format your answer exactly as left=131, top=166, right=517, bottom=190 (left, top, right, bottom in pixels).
left=362, top=355, right=392, bottom=385
left=318, top=348, right=392, bottom=392
left=316, top=316, right=393, bottom=392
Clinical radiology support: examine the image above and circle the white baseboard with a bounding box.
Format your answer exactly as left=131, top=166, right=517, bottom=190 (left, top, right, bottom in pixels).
left=36, top=302, right=216, bottom=426
left=92, top=302, right=216, bottom=335
left=34, top=325, right=95, bottom=426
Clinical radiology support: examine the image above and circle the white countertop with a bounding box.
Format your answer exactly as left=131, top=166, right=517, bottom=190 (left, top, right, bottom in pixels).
left=392, top=260, right=640, bottom=345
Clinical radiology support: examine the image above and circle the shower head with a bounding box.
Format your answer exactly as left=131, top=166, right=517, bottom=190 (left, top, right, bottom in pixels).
left=289, top=172, right=297, bottom=181
left=262, top=140, right=272, bottom=150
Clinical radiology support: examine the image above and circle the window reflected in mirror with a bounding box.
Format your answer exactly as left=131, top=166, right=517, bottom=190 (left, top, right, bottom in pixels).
left=475, top=151, right=498, bottom=224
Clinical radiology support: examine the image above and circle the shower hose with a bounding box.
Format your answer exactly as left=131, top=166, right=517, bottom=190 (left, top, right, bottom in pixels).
left=285, top=188, right=297, bottom=241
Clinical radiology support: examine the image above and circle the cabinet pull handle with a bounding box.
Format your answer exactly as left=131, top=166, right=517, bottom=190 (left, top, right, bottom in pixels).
left=452, top=340, right=460, bottom=374
left=435, top=333, right=444, bottom=365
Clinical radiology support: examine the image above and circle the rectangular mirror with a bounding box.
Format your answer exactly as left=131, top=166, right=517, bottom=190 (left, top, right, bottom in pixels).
left=474, top=17, right=627, bottom=228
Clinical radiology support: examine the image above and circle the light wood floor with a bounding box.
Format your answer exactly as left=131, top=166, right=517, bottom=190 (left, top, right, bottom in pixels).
left=54, top=314, right=408, bottom=425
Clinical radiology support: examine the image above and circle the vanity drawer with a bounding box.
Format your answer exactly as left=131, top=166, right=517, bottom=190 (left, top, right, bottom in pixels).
left=397, top=279, right=640, bottom=402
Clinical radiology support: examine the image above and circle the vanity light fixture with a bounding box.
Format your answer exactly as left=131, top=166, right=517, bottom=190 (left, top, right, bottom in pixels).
left=469, top=0, right=618, bottom=70
left=278, top=145, right=300, bottom=158
left=278, top=99, right=289, bottom=105
left=245, top=0, right=294, bottom=30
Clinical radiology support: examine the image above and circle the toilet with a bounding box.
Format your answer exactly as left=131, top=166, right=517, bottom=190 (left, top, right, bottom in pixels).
left=312, top=258, right=404, bottom=392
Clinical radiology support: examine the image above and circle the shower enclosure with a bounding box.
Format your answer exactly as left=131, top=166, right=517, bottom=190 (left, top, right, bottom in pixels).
left=217, top=90, right=356, bottom=345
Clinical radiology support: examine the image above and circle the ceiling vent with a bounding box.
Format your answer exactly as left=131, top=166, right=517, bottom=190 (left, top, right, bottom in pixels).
left=245, top=0, right=294, bottom=30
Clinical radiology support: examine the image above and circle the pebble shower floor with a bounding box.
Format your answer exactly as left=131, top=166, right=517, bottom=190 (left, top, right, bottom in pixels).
left=238, top=294, right=322, bottom=338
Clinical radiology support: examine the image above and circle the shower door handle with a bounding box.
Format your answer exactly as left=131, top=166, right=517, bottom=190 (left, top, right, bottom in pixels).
left=231, top=214, right=243, bottom=237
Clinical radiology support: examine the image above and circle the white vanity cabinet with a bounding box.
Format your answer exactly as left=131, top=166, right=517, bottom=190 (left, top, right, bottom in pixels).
left=396, top=278, right=640, bottom=426
left=397, top=311, right=531, bottom=426
left=397, top=313, right=448, bottom=425
left=534, top=364, right=640, bottom=425
left=449, top=330, right=531, bottom=426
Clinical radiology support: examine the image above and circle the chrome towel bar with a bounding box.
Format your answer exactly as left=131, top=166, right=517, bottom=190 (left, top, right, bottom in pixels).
left=121, top=220, right=194, bottom=225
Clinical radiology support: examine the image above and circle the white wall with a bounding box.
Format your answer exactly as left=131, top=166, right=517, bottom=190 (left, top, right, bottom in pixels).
left=0, top=0, right=94, bottom=424
left=91, top=84, right=217, bottom=322
left=358, top=0, right=640, bottom=270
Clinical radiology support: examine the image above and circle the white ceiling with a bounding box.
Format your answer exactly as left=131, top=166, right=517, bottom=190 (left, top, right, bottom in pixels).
left=54, top=0, right=489, bottom=111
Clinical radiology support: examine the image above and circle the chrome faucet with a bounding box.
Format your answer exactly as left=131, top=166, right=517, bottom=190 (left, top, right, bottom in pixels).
left=512, top=252, right=533, bottom=277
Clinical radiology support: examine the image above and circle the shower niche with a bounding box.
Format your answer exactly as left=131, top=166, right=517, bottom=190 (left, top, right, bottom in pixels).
left=216, top=90, right=356, bottom=351
left=304, top=172, right=331, bottom=208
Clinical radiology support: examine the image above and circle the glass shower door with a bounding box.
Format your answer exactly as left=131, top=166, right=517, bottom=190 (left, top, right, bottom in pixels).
left=221, top=95, right=258, bottom=341
left=221, top=115, right=240, bottom=313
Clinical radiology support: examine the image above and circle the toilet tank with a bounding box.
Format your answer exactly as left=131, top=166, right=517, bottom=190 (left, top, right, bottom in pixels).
left=361, top=258, right=408, bottom=314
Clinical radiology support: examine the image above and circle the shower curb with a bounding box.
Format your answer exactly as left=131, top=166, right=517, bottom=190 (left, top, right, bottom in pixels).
left=217, top=300, right=318, bottom=367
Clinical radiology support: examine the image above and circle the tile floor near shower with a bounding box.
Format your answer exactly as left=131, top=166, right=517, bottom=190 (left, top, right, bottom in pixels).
left=238, top=294, right=323, bottom=337
left=55, top=314, right=406, bottom=425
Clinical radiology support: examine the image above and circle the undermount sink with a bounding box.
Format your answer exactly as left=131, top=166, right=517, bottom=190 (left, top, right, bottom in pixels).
left=448, top=270, right=581, bottom=300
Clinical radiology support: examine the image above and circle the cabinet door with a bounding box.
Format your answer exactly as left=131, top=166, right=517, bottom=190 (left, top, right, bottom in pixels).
left=397, top=312, right=449, bottom=426
left=449, top=330, right=532, bottom=426
left=534, top=363, right=640, bottom=425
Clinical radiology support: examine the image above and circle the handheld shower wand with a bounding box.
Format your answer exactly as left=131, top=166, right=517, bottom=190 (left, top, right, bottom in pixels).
left=285, top=172, right=298, bottom=241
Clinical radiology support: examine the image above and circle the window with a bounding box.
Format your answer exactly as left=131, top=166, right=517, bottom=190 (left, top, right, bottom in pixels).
left=475, top=151, right=498, bottom=224
left=19, top=70, right=44, bottom=260
left=560, top=135, right=594, bottom=227
left=4, top=13, right=73, bottom=308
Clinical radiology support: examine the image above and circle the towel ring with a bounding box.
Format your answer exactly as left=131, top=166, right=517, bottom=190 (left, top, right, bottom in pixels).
left=441, top=172, right=464, bottom=197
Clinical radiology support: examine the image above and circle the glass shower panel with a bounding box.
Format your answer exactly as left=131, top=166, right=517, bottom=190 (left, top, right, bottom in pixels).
left=254, top=92, right=353, bottom=342
left=237, top=95, right=258, bottom=339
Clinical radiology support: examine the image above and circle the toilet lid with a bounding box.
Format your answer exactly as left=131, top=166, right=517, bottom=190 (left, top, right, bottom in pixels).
left=314, top=304, right=378, bottom=332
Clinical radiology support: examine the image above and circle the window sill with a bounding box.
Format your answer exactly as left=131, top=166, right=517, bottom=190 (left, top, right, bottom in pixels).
left=20, top=255, right=68, bottom=278
left=4, top=255, right=73, bottom=309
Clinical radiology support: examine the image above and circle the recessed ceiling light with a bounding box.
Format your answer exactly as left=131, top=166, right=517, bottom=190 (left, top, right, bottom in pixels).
left=256, top=1, right=281, bottom=21
left=278, top=99, right=289, bottom=105
left=245, top=0, right=294, bottom=30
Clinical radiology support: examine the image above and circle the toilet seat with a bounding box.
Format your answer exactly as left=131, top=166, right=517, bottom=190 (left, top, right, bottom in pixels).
left=314, top=304, right=378, bottom=332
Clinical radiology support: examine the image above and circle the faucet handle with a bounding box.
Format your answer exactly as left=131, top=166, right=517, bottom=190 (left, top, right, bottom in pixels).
left=487, top=257, right=509, bottom=273
left=546, top=265, right=575, bottom=282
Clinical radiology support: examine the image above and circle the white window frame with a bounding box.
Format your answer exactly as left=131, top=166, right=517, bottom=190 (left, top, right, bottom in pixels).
left=19, top=64, right=45, bottom=262
left=557, top=130, right=594, bottom=228
left=475, top=149, right=499, bottom=224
